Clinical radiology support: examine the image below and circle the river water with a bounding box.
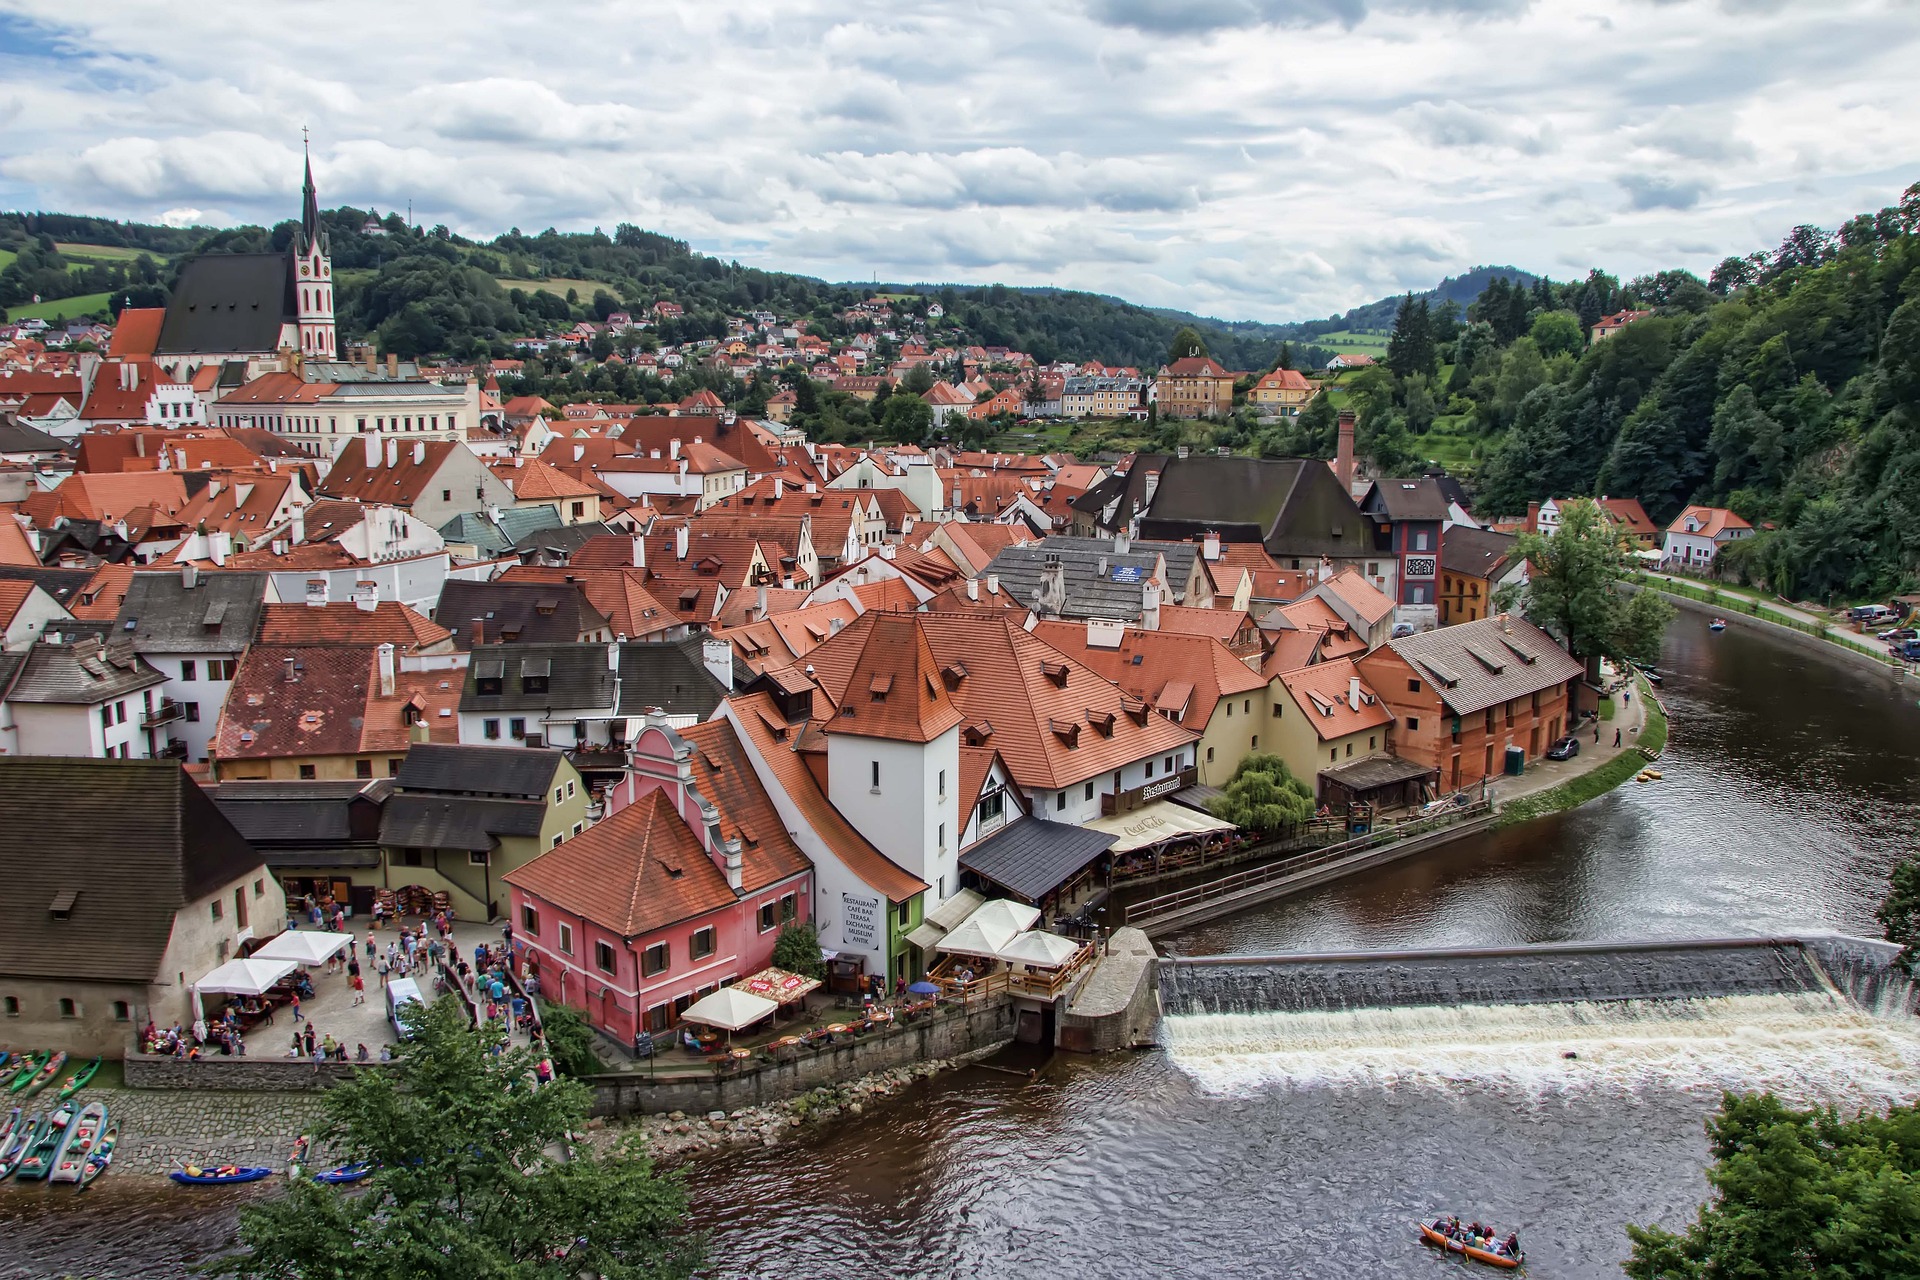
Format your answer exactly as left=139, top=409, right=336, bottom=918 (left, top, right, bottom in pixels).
left=6, top=613, right=1919, bottom=1278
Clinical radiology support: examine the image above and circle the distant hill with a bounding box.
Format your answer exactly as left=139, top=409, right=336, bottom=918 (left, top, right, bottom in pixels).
left=1280, top=266, right=1541, bottom=339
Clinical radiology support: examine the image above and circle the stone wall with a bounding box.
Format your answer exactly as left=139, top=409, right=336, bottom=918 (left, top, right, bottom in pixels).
left=125, top=1051, right=396, bottom=1091
left=588, top=1000, right=1014, bottom=1118
left=1058, top=928, right=1159, bottom=1053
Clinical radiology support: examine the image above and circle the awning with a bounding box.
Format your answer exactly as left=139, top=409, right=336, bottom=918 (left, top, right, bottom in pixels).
left=1168, top=784, right=1225, bottom=814
left=252, top=930, right=353, bottom=966
left=1084, top=800, right=1237, bottom=853
left=960, top=821, right=1116, bottom=901
left=936, top=899, right=1042, bottom=958
left=997, top=930, right=1084, bottom=968
left=905, top=887, right=987, bottom=950
left=194, top=956, right=297, bottom=996
left=680, top=987, right=778, bottom=1031
left=733, top=967, right=820, bottom=1005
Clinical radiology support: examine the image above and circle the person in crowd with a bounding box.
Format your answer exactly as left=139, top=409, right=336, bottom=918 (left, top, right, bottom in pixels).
left=351, top=973, right=366, bottom=1005
left=356, top=1043, right=370, bottom=1062
left=290, top=992, right=303, bottom=1023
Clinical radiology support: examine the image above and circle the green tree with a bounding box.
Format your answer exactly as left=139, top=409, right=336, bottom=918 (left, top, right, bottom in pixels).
left=1879, top=856, right=1920, bottom=971
left=771, top=921, right=826, bottom=980
left=214, top=996, right=699, bottom=1280
left=537, top=1002, right=605, bottom=1078
left=1169, top=326, right=1209, bottom=362
left=1210, top=753, right=1316, bottom=833
left=880, top=391, right=933, bottom=444
left=1624, top=1092, right=1920, bottom=1280
left=900, top=362, right=935, bottom=395
left=1529, top=310, right=1584, bottom=359
left=1505, top=498, right=1674, bottom=670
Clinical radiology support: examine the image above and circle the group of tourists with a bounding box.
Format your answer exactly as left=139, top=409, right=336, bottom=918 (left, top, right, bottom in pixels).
left=1430, top=1216, right=1521, bottom=1259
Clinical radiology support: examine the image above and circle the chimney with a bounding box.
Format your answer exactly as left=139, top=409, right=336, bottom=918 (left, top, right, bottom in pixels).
left=987, top=573, right=999, bottom=596
left=282, top=656, right=298, bottom=683
left=1114, top=530, right=1130, bottom=556
left=1142, top=577, right=1162, bottom=631
left=413, top=441, right=425, bottom=465
left=386, top=352, right=398, bottom=378
left=773, top=477, right=784, bottom=501
left=363, top=433, right=380, bottom=467
left=1144, top=470, right=1160, bottom=506
left=353, top=579, right=379, bottom=612
left=674, top=525, right=689, bottom=560
left=364, top=347, right=376, bottom=374
left=1348, top=675, right=1362, bottom=712
left=210, top=531, right=230, bottom=566
left=120, top=362, right=136, bottom=391
left=1203, top=530, right=1221, bottom=562
left=180, top=562, right=199, bottom=589
left=306, top=577, right=328, bottom=607
left=290, top=505, right=305, bottom=545
left=967, top=578, right=979, bottom=601
left=470, top=617, right=485, bottom=647
left=755, top=583, right=767, bottom=619
left=384, top=438, right=398, bottom=468
left=702, top=637, right=734, bottom=691
left=1335, top=410, right=1356, bottom=492
left=1526, top=501, right=1541, bottom=534
left=1097, top=556, right=1108, bottom=577
left=722, top=835, right=743, bottom=894
left=632, top=535, right=646, bottom=568
left=669, top=438, right=681, bottom=460
left=377, top=643, right=396, bottom=697
left=573, top=444, right=585, bottom=462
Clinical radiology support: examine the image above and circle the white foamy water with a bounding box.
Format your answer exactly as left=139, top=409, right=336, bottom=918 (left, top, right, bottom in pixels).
left=1164, top=992, right=1920, bottom=1106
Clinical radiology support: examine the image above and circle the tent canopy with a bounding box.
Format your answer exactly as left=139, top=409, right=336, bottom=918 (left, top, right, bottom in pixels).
left=997, top=930, right=1083, bottom=967
left=252, top=930, right=353, bottom=966
left=735, top=967, right=820, bottom=1005
left=194, top=956, right=298, bottom=996
left=1084, top=799, right=1236, bottom=853
left=936, top=899, right=1043, bottom=959
left=680, top=987, right=778, bottom=1031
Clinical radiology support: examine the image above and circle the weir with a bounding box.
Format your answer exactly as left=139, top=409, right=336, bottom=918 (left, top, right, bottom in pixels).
left=1157, top=933, right=1919, bottom=1020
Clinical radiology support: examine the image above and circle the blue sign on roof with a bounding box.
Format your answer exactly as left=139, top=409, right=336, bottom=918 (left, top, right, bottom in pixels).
left=1111, top=565, right=1143, bottom=584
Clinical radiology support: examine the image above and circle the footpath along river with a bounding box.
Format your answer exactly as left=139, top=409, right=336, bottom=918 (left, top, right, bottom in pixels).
left=4, top=611, right=1919, bottom=1278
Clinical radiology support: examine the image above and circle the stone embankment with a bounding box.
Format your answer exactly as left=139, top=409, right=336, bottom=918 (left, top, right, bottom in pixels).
left=86, top=1086, right=327, bottom=1177
left=590, top=1054, right=981, bottom=1162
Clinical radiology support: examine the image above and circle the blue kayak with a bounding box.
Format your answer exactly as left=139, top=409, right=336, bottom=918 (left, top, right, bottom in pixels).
left=313, top=1163, right=373, bottom=1184
left=171, top=1165, right=273, bottom=1185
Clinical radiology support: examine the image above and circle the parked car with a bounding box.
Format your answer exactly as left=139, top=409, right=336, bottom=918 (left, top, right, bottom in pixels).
left=1876, top=627, right=1917, bottom=643
left=1545, top=736, right=1581, bottom=761
left=1898, top=640, right=1920, bottom=663
left=386, top=977, right=424, bottom=1040
left=1390, top=622, right=1416, bottom=639
left=1849, top=605, right=1898, bottom=624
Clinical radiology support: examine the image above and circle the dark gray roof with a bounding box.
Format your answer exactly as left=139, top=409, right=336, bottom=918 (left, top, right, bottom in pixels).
left=156, top=252, right=297, bottom=355
left=0, top=759, right=264, bottom=983
left=1384, top=615, right=1585, bottom=715
left=1319, top=754, right=1438, bottom=790
left=516, top=520, right=616, bottom=557
left=959, top=819, right=1116, bottom=902
left=1362, top=477, right=1450, bottom=523
left=459, top=642, right=617, bottom=713
left=379, top=795, right=547, bottom=851
left=614, top=636, right=730, bottom=719
left=438, top=579, right=608, bottom=648
left=981, top=536, right=1199, bottom=620
left=395, top=742, right=561, bottom=799
left=1069, top=454, right=1168, bottom=532
left=116, top=569, right=270, bottom=653
left=437, top=506, right=562, bottom=556
left=0, top=567, right=92, bottom=609
left=1138, top=456, right=1376, bottom=559
left=0, top=418, right=68, bottom=455
left=9, top=642, right=165, bottom=704
left=1439, top=526, right=1521, bottom=578
left=203, top=778, right=390, bottom=869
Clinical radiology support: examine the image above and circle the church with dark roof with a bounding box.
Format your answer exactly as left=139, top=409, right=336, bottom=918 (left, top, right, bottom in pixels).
left=151, top=153, right=338, bottom=375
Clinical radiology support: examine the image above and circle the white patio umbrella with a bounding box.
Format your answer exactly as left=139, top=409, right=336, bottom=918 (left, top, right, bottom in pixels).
left=680, top=987, right=778, bottom=1032
left=935, top=915, right=1018, bottom=959
left=252, top=930, right=352, bottom=966
left=996, top=930, right=1082, bottom=968
left=967, top=899, right=1040, bottom=937
left=193, top=956, right=298, bottom=996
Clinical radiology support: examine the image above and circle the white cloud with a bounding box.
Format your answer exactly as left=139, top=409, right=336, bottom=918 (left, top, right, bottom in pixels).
left=0, top=0, right=1913, bottom=320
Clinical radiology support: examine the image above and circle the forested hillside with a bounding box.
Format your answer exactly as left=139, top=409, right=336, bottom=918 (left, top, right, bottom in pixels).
left=1344, top=182, right=1920, bottom=601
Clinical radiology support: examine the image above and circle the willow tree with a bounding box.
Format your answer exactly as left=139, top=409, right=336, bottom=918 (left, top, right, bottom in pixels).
left=1211, top=753, right=1316, bottom=833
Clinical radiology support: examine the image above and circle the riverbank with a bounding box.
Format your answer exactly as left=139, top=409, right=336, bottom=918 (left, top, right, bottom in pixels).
left=1635, top=575, right=1907, bottom=674
left=1495, top=677, right=1667, bottom=828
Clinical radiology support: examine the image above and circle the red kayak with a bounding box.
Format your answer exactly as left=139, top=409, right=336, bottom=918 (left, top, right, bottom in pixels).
left=1417, top=1221, right=1523, bottom=1268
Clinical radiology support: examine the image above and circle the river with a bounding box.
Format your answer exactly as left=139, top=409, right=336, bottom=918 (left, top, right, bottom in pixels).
left=6, top=612, right=1919, bottom=1278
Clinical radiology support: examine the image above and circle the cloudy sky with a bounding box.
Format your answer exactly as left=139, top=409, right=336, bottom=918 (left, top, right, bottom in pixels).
left=1, top=0, right=1915, bottom=322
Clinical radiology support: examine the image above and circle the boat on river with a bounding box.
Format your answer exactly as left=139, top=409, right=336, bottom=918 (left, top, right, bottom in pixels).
left=51, top=1102, right=107, bottom=1183
left=77, top=1121, right=117, bottom=1191
left=171, top=1163, right=273, bottom=1185
left=1709, top=618, right=1727, bottom=631
left=1417, top=1221, right=1523, bottom=1269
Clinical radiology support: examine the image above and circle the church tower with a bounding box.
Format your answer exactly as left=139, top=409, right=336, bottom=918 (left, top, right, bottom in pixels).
left=293, top=141, right=336, bottom=361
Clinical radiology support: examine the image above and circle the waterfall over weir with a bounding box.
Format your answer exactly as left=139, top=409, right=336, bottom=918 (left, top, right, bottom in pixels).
left=1160, top=935, right=1920, bottom=1104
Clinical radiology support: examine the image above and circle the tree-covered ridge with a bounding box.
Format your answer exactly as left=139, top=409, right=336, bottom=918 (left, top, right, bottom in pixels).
left=1346, top=181, right=1919, bottom=601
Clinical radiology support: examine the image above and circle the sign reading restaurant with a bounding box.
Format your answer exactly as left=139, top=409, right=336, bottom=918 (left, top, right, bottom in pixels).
left=841, top=892, right=882, bottom=950
left=1103, top=765, right=1198, bottom=815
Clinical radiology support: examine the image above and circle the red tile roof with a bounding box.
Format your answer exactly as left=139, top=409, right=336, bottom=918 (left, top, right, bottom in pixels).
left=495, top=566, right=680, bottom=640
left=1276, top=658, right=1393, bottom=741
left=1031, top=621, right=1268, bottom=730
left=679, top=718, right=813, bottom=894
left=214, top=646, right=460, bottom=761
left=106, top=309, right=166, bottom=360
left=256, top=602, right=453, bottom=650
left=1667, top=505, right=1751, bottom=538
left=816, top=612, right=965, bottom=744
left=503, top=789, right=734, bottom=937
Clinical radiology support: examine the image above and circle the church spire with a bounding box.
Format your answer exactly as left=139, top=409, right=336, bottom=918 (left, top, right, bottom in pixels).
left=300, top=128, right=320, bottom=253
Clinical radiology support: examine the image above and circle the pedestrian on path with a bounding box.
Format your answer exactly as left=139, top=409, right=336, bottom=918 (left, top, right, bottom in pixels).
left=1614, top=728, right=1623, bottom=748
left=351, top=974, right=366, bottom=1005
left=290, top=992, right=303, bottom=1022
left=1593, top=722, right=1600, bottom=743
left=365, top=930, right=375, bottom=959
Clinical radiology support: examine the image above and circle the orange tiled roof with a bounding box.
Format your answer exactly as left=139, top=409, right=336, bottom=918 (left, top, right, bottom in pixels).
left=214, top=645, right=460, bottom=761
left=496, top=566, right=680, bottom=640
left=256, top=601, right=453, bottom=649
left=490, top=456, right=598, bottom=501
left=1318, top=569, right=1396, bottom=626
left=1155, top=604, right=1252, bottom=644
left=503, top=789, right=734, bottom=937
left=0, top=517, right=42, bottom=568
left=1276, top=658, right=1393, bottom=741
left=1030, top=621, right=1267, bottom=730
left=1667, top=505, right=1751, bottom=538
left=69, top=563, right=136, bottom=620
left=679, top=718, right=813, bottom=894
left=20, top=472, right=189, bottom=527
left=106, top=309, right=166, bottom=360
left=815, top=612, right=964, bottom=744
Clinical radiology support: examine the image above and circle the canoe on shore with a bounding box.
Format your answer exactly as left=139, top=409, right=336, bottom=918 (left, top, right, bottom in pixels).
left=171, top=1164, right=273, bottom=1185
left=21, top=1051, right=67, bottom=1098
left=77, top=1121, right=118, bottom=1191
left=313, top=1162, right=374, bottom=1184
left=51, top=1101, right=107, bottom=1183
left=15, top=1102, right=76, bottom=1181
left=0, top=1111, right=44, bottom=1179
left=57, top=1056, right=101, bottom=1101
left=6, top=1052, right=48, bottom=1094
left=1417, top=1222, right=1523, bottom=1269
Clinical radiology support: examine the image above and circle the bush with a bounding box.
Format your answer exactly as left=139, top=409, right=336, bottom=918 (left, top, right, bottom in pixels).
left=537, top=1001, right=604, bottom=1077
left=771, top=921, right=825, bottom=979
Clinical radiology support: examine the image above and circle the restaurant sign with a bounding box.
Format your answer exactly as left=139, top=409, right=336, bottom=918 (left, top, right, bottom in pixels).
left=1103, top=765, right=1198, bottom=815
left=841, top=892, right=883, bottom=950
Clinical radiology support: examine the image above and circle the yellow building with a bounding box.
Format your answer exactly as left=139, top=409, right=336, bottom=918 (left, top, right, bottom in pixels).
left=1249, top=368, right=1318, bottom=416
left=1269, top=659, right=1394, bottom=796
left=1156, top=356, right=1236, bottom=419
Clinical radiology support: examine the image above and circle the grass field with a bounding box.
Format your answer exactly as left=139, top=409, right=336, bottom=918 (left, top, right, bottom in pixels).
left=493, top=276, right=606, bottom=300
left=8, top=291, right=113, bottom=322
left=1315, top=329, right=1390, bottom=355
left=0, top=248, right=14, bottom=273
left=55, top=242, right=155, bottom=262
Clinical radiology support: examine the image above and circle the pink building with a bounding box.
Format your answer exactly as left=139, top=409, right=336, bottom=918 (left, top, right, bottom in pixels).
left=503, top=720, right=812, bottom=1041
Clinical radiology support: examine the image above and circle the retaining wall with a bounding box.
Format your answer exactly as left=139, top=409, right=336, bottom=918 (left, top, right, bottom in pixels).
left=125, top=1052, right=395, bottom=1091
left=1057, top=928, right=1159, bottom=1052
left=587, top=1001, right=1015, bottom=1117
